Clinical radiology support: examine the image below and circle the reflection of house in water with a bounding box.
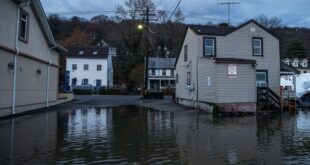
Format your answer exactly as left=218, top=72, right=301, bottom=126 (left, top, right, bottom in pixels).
left=173, top=112, right=284, bottom=164
left=0, top=112, right=58, bottom=164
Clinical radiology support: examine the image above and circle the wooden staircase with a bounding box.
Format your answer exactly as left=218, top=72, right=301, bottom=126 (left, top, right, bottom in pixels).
left=257, top=87, right=281, bottom=112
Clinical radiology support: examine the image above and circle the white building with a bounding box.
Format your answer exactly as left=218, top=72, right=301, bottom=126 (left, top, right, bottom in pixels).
left=66, top=46, right=115, bottom=88
left=147, top=57, right=176, bottom=91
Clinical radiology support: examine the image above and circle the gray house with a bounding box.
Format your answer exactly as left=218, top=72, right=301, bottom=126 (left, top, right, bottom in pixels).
left=147, top=57, right=176, bottom=91
left=175, top=20, right=280, bottom=113
left=0, top=0, right=66, bottom=117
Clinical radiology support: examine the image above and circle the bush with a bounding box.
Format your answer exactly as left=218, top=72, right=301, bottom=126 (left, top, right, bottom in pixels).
left=73, top=88, right=92, bottom=95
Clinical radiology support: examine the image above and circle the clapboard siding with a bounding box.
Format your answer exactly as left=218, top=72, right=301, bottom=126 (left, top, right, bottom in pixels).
left=175, top=28, right=198, bottom=100
left=215, top=64, right=256, bottom=103
left=216, top=22, right=280, bottom=94
left=197, top=58, right=216, bottom=102
left=176, top=21, right=280, bottom=106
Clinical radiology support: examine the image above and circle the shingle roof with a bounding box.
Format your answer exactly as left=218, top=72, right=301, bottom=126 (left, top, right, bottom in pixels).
left=148, top=57, right=176, bottom=69
left=67, top=46, right=110, bottom=59
left=189, top=25, right=234, bottom=36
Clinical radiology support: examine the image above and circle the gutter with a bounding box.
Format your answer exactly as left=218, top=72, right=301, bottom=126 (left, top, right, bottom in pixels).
left=12, top=1, right=31, bottom=115
left=46, top=45, right=57, bottom=107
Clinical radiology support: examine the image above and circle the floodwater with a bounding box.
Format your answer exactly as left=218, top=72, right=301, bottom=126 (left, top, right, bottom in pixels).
left=0, top=106, right=310, bottom=165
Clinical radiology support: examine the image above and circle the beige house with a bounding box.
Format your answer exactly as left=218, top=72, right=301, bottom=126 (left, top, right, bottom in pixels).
left=0, top=0, right=66, bottom=117
left=175, top=20, right=281, bottom=113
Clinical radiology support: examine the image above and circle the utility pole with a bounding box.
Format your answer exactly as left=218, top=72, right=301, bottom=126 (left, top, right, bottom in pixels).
left=140, top=5, right=156, bottom=96
left=218, top=0, right=240, bottom=25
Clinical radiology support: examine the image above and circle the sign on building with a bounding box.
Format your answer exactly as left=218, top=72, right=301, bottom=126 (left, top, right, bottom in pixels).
left=228, top=64, right=237, bottom=78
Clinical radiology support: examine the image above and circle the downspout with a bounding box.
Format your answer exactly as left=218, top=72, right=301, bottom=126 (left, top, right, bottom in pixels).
left=12, top=1, right=31, bottom=115
left=46, top=45, right=57, bottom=108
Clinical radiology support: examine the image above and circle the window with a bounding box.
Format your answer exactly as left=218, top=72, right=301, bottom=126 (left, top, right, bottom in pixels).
left=152, top=69, right=156, bottom=75
left=204, top=37, right=216, bottom=57
left=293, top=61, right=298, bottom=67
left=93, top=51, right=98, bottom=55
left=96, top=80, right=102, bottom=86
left=187, top=72, right=191, bottom=86
left=97, top=65, right=102, bottom=71
left=162, top=69, right=166, bottom=76
left=82, top=79, right=88, bottom=85
left=184, top=45, right=188, bottom=61
left=256, top=70, right=268, bottom=87
left=253, top=37, right=263, bottom=56
left=302, top=61, right=307, bottom=67
left=79, top=51, right=84, bottom=55
left=71, top=78, right=77, bottom=86
left=19, top=10, right=29, bottom=42
left=72, top=64, right=77, bottom=70
left=84, top=64, right=89, bottom=70
left=171, top=69, right=174, bottom=76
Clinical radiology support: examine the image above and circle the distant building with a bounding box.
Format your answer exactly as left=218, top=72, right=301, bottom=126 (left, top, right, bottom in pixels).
left=0, top=0, right=66, bottom=117
left=147, top=57, right=176, bottom=91
left=282, top=58, right=310, bottom=73
left=175, top=20, right=281, bottom=113
left=66, top=46, right=115, bottom=88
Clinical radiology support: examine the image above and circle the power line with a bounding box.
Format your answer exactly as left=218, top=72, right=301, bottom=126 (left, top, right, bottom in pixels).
left=169, top=0, right=181, bottom=20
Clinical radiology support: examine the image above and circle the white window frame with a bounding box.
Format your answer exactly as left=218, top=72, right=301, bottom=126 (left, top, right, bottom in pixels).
left=19, top=10, right=29, bottom=42
left=204, top=38, right=216, bottom=57
left=253, top=38, right=263, bottom=56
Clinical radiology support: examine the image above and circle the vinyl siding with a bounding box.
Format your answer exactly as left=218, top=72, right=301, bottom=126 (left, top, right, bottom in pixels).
left=176, top=22, right=280, bottom=104
left=213, top=22, right=280, bottom=94
left=197, top=58, right=216, bottom=102
left=175, top=28, right=198, bottom=100
left=215, top=64, right=256, bottom=103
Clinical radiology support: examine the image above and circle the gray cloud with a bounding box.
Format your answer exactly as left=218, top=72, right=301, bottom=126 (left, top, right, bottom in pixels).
left=41, top=0, right=310, bottom=27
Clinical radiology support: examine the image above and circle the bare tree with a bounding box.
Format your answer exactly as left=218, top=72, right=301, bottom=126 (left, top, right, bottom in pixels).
left=254, top=14, right=283, bottom=28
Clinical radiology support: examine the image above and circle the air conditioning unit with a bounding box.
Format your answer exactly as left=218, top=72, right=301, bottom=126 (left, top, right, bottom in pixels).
left=257, top=82, right=267, bottom=87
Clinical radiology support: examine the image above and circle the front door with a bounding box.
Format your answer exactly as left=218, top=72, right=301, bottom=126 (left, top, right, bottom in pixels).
left=256, top=70, right=268, bottom=87
left=96, top=80, right=102, bottom=87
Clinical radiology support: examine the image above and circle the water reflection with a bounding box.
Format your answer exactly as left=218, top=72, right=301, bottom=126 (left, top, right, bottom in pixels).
left=0, top=106, right=310, bottom=164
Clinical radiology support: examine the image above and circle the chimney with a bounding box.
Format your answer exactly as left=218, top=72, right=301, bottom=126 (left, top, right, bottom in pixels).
left=219, top=22, right=229, bottom=28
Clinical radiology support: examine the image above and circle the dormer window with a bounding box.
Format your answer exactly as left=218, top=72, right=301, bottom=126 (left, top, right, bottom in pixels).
left=93, top=51, right=98, bottom=55
left=285, top=61, right=290, bottom=65
left=293, top=61, right=298, bottom=67
left=302, top=61, right=307, bottom=67
left=204, top=37, right=216, bottom=57
left=79, top=51, right=84, bottom=55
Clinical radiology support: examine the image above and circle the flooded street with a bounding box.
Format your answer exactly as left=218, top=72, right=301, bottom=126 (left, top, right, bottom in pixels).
left=1, top=106, right=310, bottom=164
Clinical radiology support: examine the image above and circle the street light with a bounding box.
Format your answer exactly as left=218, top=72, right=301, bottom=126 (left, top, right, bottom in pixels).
left=137, top=24, right=143, bottom=30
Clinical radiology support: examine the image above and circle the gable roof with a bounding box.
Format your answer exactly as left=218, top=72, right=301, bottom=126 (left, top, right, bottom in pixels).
left=280, top=62, right=301, bottom=74
left=188, top=19, right=280, bottom=39
left=148, top=57, right=176, bottom=69
left=175, top=20, right=280, bottom=67
left=67, top=46, right=110, bottom=59
left=16, top=0, right=66, bottom=52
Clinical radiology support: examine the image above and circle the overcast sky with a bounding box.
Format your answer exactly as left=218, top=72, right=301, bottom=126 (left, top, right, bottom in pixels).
left=41, top=0, right=310, bottom=27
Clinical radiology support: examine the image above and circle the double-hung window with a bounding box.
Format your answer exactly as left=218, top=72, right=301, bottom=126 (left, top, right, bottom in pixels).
left=204, top=37, right=216, bottom=57
left=152, top=69, right=156, bottom=76
left=82, top=79, right=88, bottom=85
left=253, top=37, right=263, bottom=56
left=19, top=10, right=29, bottom=42
left=162, top=69, right=166, bottom=76
left=84, top=64, right=89, bottom=71
left=72, top=64, right=77, bottom=70
left=97, top=65, right=102, bottom=71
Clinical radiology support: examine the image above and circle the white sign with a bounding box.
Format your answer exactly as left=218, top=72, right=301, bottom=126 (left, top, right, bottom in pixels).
left=228, top=64, right=237, bottom=78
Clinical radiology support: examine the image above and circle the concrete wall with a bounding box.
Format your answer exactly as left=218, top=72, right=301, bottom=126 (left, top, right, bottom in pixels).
left=0, top=1, right=60, bottom=117
left=66, top=58, right=109, bottom=87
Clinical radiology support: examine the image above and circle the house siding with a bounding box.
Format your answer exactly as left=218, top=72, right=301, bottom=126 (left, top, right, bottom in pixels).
left=215, top=64, right=256, bottom=103
left=175, top=28, right=198, bottom=101
left=0, top=1, right=61, bottom=117
left=175, top=21, right=280, bottom=112
left=215, top=23, right=280, bottom=94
